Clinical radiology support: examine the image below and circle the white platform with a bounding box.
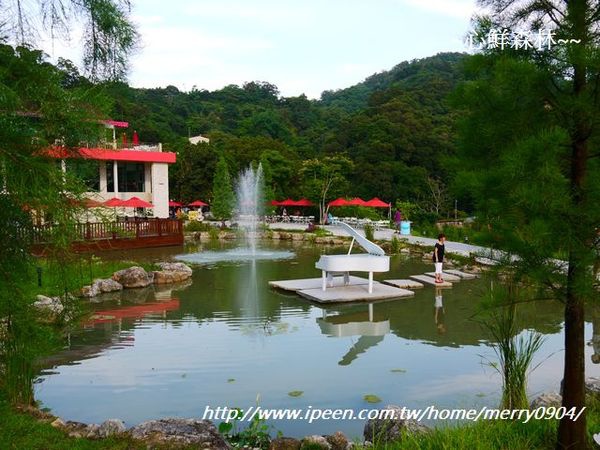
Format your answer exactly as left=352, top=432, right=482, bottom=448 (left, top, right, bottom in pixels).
left=383, top=279, right=425, bottom=289
left=297, top=282, right=414, bottom=303
left=269, top=276, right=369, bottom=292
left=424, top=272, right=462, bottom=282
left=409, top=274, right=452, bottom=288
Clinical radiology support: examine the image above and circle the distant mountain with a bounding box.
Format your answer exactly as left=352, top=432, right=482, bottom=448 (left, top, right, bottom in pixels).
left=319, top=52, right=467, bottom=113
left=97, top=52, right=470, bottom=205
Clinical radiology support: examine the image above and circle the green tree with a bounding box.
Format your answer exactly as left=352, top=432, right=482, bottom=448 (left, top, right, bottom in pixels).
left=1, top=0, right=137, bottom=81
left=457, top=1, right=600, bottom=446
left=299, top=155, right=353, bottom=223
left=211, top=156, right=235, bottom=219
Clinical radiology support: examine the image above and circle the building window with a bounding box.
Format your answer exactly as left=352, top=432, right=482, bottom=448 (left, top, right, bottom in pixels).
left=106, top=162, right=114, bottom=192
left=118, top=162, right=145, bottom=192
left=66, top=159, right=100, bottom=191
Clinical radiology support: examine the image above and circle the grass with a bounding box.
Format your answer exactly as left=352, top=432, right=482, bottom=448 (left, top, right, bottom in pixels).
left=29, top=256, right=156, bottom=298
left=363, top=398, right=600, bottom=450
left=0, top=391, right=144, bottom=450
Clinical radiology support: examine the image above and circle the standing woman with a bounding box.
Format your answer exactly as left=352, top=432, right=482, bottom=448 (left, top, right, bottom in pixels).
left=394, top=209, right=402, bottom=233
left=433, top=233, right=446, bottom=283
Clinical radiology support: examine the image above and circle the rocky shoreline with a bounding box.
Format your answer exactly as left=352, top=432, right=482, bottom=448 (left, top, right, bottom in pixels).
left=33, top=262, right=194, bottom=321
left=26, top=382, right=600, bottom=450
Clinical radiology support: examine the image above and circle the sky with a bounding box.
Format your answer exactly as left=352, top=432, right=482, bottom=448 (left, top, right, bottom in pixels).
left=40, top=0, right=478, bottom=99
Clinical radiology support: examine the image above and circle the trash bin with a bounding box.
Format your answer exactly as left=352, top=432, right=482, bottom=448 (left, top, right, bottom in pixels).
left=400, top=221, right=411, bottom=235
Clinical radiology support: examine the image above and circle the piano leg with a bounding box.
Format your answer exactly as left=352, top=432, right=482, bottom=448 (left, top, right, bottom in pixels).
left=322, top=270, right=327, bottom=291
left=368, top=272, right=373, bottom=294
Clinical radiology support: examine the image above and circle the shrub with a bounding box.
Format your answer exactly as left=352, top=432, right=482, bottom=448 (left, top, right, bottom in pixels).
left=364, top=223, right=375, bottom=241
left=390, top=236, right=401, bottom=254
left=184, top=221, right=211, bottom=232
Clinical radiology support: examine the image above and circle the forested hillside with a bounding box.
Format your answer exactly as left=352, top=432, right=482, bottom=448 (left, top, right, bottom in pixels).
left=101, top=52, right=467, bottom=214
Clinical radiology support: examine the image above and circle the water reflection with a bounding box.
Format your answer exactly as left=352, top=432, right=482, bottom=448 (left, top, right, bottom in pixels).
left=318, top=303, right=390, bottom=366
left=590, top=301, right=600, bottom=364
left=434, top=287, right=446, bottom=335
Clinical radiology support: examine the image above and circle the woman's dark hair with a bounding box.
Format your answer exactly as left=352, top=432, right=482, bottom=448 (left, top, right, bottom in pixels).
left=438, top=233, right=446, bottom=240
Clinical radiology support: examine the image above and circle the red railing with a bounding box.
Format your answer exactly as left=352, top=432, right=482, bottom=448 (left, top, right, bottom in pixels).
left=27, top=218, right=183, bottom=244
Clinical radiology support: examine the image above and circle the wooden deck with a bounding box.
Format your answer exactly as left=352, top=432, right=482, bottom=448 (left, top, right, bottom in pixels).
left=29, top=218, right=184, bottom=255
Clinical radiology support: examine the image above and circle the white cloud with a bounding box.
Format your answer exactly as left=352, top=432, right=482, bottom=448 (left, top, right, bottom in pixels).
left=182, top=1, right=313, bottom=24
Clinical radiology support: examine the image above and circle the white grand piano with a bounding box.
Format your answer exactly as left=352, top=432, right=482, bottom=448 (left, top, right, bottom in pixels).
left=315, top=222, right=390, bottom=294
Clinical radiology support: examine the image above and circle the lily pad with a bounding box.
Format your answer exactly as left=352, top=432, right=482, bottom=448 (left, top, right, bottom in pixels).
left=476, top=392, right=486, bottom=397
left=390, top=368, right=407, bottom=373
left=363, top=394, right=382, bottom=404
left=288, top=390, right=304, bottom=397
left=227, top=378, right=235, bottom=383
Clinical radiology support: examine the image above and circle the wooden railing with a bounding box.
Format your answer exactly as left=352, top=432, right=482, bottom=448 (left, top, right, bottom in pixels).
left=27, top=218, right=183, bottom=245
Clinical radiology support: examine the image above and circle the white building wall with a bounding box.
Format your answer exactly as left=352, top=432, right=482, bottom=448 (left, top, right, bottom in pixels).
left=151, top=163, right=169, bottom=218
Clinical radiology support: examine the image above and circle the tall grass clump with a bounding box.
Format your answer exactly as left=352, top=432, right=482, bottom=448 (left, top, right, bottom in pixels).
left=481, top=281, right=545, bottom=410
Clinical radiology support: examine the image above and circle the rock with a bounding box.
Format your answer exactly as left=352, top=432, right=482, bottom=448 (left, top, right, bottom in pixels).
left=325, top=431, right=349, bottom=450
left=153, top=262, right=193, bottom=285
left=270, top=437, right=302, bottom=450
left=80, top=278, right=123, bottom=298
left=112, top=266, right=154, bottom=288
left=530, top=392, right=562, bottom=409
left=292, top=233, right=304, bottom=241
left=85, top=424, right=101, bottom=439
left=64, top=421, right=93, bottom=439
left=51, top=417, right=66, bottom=428
left=80, top=283, right=100, bottom=298
left=98, top=419, right=126, bottom=437
left=586, top=377, right=600, bottom=395
left=33, top=295, right=64, bottom=317
left=130, top=418, right=230, bottom=449
left=363, top=405, right=429, bottom=444
left=300, top=435, right=331, bottom=450
left=96, top=278, right=123, bottom=293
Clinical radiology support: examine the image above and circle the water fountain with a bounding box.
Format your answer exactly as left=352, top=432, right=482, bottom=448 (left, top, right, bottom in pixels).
left=176, top=163, right=295, bottom=264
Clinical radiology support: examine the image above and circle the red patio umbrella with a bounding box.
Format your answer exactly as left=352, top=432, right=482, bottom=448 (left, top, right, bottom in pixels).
left=364, top=197, right=391, bottom=208
left=132, top=130, right=139, bottom=146
left=269, top=200, right=281, bottom=206
left=328, top=198, right=350, bottom=207
left=188, top=200, right=208, bottom=207
left=347, top=197, right=368, bottom=206
left=169, top=200, right=183, bottom=207
left=278, top=198, right=297, bottom=206
left=122, top=196, right=153, bottom=208
left=294, top=198, right=314, bottom=206
left=104, top=197, right=126, bottom=207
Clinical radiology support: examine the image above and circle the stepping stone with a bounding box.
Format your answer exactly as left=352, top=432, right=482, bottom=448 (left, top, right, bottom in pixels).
left=444, top=269, right=478, bottom=280
left=474, top=257, right=498, bottom=266
left=424, top=272, right=461, bottom=282
left=409, top=274, right=452, bottom=288
left=383, top=279, right=424, bottom=289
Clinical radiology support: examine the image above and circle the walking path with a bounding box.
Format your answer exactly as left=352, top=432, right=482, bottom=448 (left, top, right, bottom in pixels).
left=269, top=222, right=495, bottom=258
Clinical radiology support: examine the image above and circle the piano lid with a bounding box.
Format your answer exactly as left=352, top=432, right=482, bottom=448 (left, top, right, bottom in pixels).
left=337, top=222, right=386, bottom=256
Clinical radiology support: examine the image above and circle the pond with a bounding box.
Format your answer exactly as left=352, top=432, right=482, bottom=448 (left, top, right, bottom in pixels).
left=35, top=241, right=600, bottom=438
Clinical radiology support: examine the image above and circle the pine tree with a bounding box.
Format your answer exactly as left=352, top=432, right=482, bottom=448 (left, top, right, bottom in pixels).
left=458, top=2, right=600, bottom=447
left=211, top=156, right=235, bottom=220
